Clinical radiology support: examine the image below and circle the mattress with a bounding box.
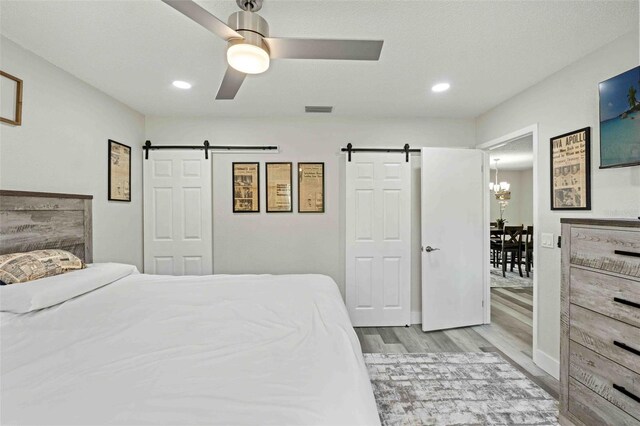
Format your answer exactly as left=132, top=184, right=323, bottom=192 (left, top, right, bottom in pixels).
left=0, top=266, right=380, bottom=425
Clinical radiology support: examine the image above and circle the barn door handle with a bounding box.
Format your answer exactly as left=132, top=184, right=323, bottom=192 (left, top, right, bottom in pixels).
left=423, top=246, right=440, bottom=253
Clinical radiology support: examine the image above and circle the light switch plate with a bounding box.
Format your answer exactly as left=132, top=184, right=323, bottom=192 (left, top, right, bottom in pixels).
left=541, top=232, right=554, bottom=248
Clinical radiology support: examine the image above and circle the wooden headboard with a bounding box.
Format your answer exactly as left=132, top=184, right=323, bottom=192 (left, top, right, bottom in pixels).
left=0, top=190, right=93, bottom=263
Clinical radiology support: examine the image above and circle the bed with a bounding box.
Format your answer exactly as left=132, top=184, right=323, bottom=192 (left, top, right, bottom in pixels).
left=0, top=191, right=380, bottom=426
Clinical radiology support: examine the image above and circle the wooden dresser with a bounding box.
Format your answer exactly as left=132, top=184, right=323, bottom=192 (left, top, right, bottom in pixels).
left=560, top=218, right=640, bottom=426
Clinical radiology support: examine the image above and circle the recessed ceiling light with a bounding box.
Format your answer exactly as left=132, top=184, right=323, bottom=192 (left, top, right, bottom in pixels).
left=172, top=80, right=192, bottom=89
left=431, top=82, right=450, bottom=93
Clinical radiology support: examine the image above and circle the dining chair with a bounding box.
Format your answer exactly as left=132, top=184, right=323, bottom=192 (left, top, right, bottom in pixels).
left=490, top=224, right=502, bottom=267
left=501, top=225, right=524, bottom=277
left=525, top=225, right=534, bottom=277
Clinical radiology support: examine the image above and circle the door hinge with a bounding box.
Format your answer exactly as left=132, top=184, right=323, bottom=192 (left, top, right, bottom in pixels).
left=482, top=300, right=484, bottom=307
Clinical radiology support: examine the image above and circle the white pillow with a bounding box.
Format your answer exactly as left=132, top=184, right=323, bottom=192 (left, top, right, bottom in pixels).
left=0, top=263, right=138, bottom=314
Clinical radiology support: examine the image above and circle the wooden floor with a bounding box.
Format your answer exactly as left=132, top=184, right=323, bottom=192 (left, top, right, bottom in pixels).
left=355, top=286, right=559, bottom=399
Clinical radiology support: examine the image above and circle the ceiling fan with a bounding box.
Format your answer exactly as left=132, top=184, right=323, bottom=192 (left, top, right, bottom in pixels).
left=161, top=0, right=384, bottom=100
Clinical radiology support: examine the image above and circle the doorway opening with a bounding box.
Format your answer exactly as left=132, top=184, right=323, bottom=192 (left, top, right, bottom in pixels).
left=478, top=125, right=540, bottom=366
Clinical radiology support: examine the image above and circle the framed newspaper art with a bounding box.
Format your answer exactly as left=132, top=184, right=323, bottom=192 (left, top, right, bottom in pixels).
left=298, top=163, right=324, bottom=213
left=266, top=162, right=292, bottom=212
left=0, top=70, right=23, bottom=126
left=233, top=162, right=260, bottom=213
left=108, top=139, right=131, bottom=202
left=550, top=127, right=591, bottom=210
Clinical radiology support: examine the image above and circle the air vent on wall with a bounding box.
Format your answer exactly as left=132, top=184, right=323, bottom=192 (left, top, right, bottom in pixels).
left=305, top=106, right=333, bottom=113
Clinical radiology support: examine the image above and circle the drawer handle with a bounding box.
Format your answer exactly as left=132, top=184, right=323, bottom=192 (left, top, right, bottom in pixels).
left=613, top=384, right=640, bottom=403
left=614, top=340, right=640, bottom=356
left=614, top=250, right=640, bottom=258
left=614, top=297, right=640, bottom=310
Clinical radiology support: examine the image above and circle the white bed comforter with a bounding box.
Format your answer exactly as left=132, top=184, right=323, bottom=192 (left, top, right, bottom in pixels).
left=1, top=269, right=380, bottom=426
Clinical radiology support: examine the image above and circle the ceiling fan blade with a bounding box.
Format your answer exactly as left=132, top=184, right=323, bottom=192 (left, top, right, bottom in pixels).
left=264, top=38, right=383, bottom=60
left=216, top=67, right=247, bottom=100
left=162, top=0, right=243, bottom=41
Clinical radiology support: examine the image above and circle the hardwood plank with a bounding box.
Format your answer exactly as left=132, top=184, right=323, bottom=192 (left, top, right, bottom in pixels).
left=423, top=329, right=463, bottom=352
left=493, top=288, right=534, bottom=309
left=391, top=326, right=430, bottom=352
left=492, top=292, right=533, bottom=319
left=377, top=327, right=401, bottom=344
left=491, top=296, right=533, bottom=327
left=442, top=328, right=489, bottom=352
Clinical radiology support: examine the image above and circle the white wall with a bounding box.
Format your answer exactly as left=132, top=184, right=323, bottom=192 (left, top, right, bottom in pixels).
left=489, top=168, right=533, bottom=226
left=476, top=31, right=640, bottom=370
left=145, top=116, right=476, bottom=314
left=0, top=37, right=145, bottom=269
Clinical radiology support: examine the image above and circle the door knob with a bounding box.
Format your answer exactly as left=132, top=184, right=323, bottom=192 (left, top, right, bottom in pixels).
left=424, top=246, right=440, bottom=253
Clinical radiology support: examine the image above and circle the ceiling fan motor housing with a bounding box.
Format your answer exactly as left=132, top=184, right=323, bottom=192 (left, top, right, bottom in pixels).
left=227, top=11, right=270, bottom=54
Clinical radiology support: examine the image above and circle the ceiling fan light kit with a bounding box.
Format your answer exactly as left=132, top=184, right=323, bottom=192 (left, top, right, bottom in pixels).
left=161, top=0, right=384, bottom=100
left=226, top=11, right=270, bottom=74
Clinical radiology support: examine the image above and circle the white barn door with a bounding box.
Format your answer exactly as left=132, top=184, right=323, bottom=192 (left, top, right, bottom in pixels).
left=346, top=154, right=411, bottom=327
left=143, top=151, right=212, bottom=275
left=421, top=148, right=486, bottom=331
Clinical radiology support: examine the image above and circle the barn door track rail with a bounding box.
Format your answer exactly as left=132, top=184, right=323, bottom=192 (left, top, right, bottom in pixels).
left=341, top=143, right=420, bottom=162
left=143, top=140, right=279, bottom=160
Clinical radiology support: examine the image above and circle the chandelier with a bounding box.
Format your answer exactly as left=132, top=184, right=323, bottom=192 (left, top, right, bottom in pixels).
left=489, top=159, right=511, bottom=201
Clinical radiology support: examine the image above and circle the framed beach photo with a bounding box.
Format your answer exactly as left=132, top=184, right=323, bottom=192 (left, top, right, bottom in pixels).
left=599, top=66, right=640, bottom=168
left=298, top=163, right=324, bottom=213
left=108, top=140, right=131, bottom=202
left=266, top=162, right=292, bottom=213
left=550, top=128, right=591, bottom=210
left=233, top=162, right=260, bottom=213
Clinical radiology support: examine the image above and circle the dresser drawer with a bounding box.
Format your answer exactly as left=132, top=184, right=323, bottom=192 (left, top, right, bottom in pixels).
left=570, top=227, right=640, bottom=278
left=570, top=341, right=640, bottom=420
left=570, top=267, right=640, bottom=328
left=569, top=378, right=640, bottom=426
left=569, top=304, right=640, bottom=374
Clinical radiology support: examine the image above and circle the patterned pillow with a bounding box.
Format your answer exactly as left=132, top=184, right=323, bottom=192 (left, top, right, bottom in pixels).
left=0, top=250, right=85, bottom=285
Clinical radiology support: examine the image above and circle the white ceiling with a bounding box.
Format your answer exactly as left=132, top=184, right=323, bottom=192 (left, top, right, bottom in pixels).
left=1, top=0, right=637, bottom=118
left=488, top=135, right=533, bottom=170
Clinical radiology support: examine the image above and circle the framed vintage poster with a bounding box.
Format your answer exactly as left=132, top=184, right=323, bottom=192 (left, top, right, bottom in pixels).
left=266, top=162, right=292, bottom=213
left=599, top=65, right=640, bottom=168
left=550, top=127, right=591, bottom=210
left=298, top=163, right=324, bottom=213
left=108, top=139, right=131, bottom=202
left=232, top=162, right=260, bottom=213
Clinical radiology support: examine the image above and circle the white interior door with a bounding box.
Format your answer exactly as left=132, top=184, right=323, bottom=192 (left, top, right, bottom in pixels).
left=421, top=148, right=486, bottom=331
left=346, top=154, right=411, bottom=327
left=143, top=150, right=212, bottom=275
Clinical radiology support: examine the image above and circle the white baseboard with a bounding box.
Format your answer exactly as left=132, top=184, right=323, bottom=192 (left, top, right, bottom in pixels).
left=411, top=311, right=421, bottom=325
left=533, top=349, right=559, bottom=380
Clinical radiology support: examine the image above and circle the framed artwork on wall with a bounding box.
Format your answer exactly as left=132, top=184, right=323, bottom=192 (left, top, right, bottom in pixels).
left=233, top=162, right=260, bottom=213
left=298, top=163, right=324, bottom=213
left=0, top=70, right=23, bottom=126
left=108, top=139, right=131, bottom=202
left=598, top=65, right=640, bottom=168
left=266, top=162, right=292, bottom=213
left=550, top=127, right=591, bottom=210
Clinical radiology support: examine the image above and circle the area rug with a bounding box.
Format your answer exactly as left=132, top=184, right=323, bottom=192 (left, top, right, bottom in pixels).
left=364, top=352, right=558, bottom=425
left=490, top=265, right=533, bottom=288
